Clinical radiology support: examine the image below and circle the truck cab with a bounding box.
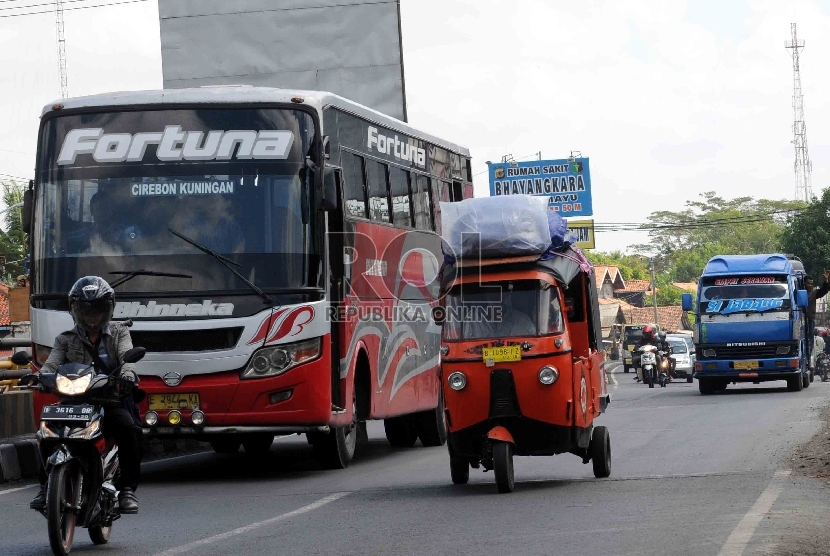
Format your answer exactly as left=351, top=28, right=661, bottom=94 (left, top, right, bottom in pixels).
left=682, top=254, right=810, bottom=395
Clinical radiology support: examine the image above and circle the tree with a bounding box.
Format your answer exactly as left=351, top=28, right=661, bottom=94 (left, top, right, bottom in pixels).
left=0, top=180, right=28, bottom=284
left=780, top=188, right=830, bottom=276
left=635, top=192, right=804, bottom=282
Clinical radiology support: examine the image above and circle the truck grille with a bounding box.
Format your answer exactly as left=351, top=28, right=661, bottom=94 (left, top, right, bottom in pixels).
left=130, top=328, right=244, bottom=353
left=698, top=345, right=788, bottom=360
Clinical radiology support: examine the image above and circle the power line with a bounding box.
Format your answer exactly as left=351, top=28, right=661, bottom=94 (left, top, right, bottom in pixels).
left=0, top=0, right=111, bottom=12
left=0, top=0, right=149, bottom=18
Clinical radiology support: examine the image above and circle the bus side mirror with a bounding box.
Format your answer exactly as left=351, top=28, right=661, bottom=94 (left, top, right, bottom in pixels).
left=681, top=293, right=693, bottom=311
left=321, top=167, right=340, bottom=212
left=797, top=289, right=808, bottom=308
left=22, top=188, right=32, bottom=235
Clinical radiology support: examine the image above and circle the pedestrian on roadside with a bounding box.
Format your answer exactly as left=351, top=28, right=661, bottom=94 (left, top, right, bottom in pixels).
left=804, top=271, right=830, bottom=366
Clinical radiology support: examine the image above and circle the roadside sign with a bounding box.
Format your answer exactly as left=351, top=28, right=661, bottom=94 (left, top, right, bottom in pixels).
left=567, top=219, right=595, bottom=249
left=487, top=158, right=593, bottom=217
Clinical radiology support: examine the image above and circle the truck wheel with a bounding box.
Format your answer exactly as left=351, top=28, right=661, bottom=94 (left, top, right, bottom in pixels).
left=590, top=426, right=611, bottom=478
left=699, top=379, right=715, bottom=395
left=787, top=375, right=804, bottom=392
left=416, top=389, right=447, bottom=447
left=384, top=415, right=418, bottom=447
left=493, top=441, right=515, bottom=493
left=802, top=371, right=810, bottom=389
left=624, top=365, right=630, bottom=374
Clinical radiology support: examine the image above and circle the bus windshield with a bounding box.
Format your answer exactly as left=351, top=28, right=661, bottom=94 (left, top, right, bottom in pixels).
left=33, top=107, right=321, bottom=295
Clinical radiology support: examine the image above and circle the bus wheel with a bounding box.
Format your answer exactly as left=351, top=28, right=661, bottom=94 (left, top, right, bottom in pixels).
left=242, top=434, right=274, bottom=455
left=493, top=441, right=515, bottom=493
left=310, top=425, right=356, bottom=469
left=384, top=415, right=418, bottom=447
left=210, top=439, right=241, bottom=454
left=416, top=389, right=447, bottom=447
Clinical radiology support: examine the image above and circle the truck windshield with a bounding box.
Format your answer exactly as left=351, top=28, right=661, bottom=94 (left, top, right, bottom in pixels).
left=33, top=107, right=321, bottom=296
left=444, top=280, right=543, bottom=340
left=700, top=276, right=791, bottom=315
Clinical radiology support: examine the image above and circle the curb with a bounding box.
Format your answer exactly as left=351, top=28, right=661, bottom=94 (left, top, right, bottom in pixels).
left=0, top=439, right=39, bottom=483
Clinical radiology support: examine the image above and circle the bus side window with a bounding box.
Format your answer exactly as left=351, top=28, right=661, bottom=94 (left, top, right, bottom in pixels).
left=342, top=152, right=367, bottom=219
left=451, top=181, right=463, bottom=202
left=389, top=167, right=412, bottom=228
left=413, top=174, right=433, bottom=231
left=367, top=159, right=391, bottom=223
left=431, top=180, right=450, bottom=234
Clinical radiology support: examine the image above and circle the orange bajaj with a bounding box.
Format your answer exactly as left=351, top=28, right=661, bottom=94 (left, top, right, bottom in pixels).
left=439, top=248, right=611, bottom=493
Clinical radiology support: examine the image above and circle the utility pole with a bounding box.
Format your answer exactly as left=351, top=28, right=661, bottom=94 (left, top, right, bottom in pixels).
left=55, top=0, right=69, bottom=99
left=651, top=259, right=658, bottom=327
left=785, top=23, right=811, bottom=202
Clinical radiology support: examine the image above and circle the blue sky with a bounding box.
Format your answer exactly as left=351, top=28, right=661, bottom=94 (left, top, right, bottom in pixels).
left=1, top=0, right=829, bottom=252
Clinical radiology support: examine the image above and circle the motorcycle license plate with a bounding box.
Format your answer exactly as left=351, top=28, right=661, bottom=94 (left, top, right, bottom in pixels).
left=734, top=360, right=759, bottom=370
left=482, top=346, right=521, bottom=364
left=148, top=393, right=200, bottom=410
left=41, top=404, right=95, bottom=422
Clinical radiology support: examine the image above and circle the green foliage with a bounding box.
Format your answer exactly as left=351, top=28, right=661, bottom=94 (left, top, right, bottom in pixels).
left=0, top=180, right=28, bottom=285
left=584, top=251, right=650, bottom=281
left=780, top=188, right=830, bottom=276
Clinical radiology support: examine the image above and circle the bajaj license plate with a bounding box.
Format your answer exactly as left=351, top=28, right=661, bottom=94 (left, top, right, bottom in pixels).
left=41, top=404, right=94, bottom=422
left=734, top=360, right=760, bottom=370
left=148, top=393, right=200, bottom=410
left=482, top=346, right=522, bottom=363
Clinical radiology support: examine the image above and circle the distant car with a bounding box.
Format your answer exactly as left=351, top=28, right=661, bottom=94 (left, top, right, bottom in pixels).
left=666, top=334, right=695, bottom=383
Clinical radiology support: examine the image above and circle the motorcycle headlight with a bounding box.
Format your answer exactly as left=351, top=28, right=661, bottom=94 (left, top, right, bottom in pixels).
left=69, top=419, right=101, bottom=440
left=241, top=338, right=322, bottom=379
left=56, top=374, right=92, bottom=395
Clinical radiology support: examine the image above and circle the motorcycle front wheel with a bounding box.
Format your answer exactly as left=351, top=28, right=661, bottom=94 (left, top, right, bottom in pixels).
left=47, top=463, right=77, bottom=556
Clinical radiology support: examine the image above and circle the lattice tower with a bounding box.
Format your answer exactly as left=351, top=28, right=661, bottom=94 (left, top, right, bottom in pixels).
left=785, top=23, right=812, bottom=202
left=55, top=0, right=68, bottom=99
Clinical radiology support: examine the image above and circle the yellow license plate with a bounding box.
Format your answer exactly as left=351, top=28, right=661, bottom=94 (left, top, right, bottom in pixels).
left=734, top=360, right=759, bottom=370
left=627, top=345, right=635, bottom=351
left=625, top=358, right=632, bottom=364
left=148, top=393, right=200, bottom=410
left=482, top=346, right=522, bottom=363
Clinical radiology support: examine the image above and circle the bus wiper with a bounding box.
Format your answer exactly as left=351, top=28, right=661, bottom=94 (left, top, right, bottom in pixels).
left=110, top=270, right=193, bottom=288
left=168, top=227, right=276, bottom=307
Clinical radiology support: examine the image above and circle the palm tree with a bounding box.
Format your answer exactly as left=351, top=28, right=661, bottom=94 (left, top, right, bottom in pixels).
left=0, top=180, right=28, bottom=285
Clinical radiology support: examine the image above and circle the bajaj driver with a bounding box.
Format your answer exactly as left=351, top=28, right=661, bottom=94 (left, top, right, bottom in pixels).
left=30, top=276, right=142, bottom=514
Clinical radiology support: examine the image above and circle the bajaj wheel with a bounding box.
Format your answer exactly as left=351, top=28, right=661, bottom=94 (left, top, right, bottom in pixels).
left=591, top=426, right=611, bottom=478
left=493, top=441, right=515, bottom=493
left=47, top=463, right=77, bottom=556
left=89, top=525, right=112, bottom=545
left=450, top=454, right=470, bottom=485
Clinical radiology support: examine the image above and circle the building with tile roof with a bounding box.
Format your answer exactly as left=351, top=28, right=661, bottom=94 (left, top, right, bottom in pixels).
left=624, top=306, right=691, bottom=332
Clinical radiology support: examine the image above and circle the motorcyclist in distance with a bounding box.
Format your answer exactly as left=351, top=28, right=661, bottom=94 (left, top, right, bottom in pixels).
left=634, top=324, right=661, bottom=383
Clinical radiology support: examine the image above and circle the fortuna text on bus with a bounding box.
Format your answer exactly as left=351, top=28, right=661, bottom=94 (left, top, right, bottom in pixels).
left=57, top=126, right=295, bottom=165
left=367, top=126, right=426, bottom=168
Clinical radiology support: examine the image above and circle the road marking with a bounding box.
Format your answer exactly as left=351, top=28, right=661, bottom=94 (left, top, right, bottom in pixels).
left=153, top=492, right=350, bottom=556
left=0, top=483, right=37, bottom=496
left=717, top=469, right=791, bottom=556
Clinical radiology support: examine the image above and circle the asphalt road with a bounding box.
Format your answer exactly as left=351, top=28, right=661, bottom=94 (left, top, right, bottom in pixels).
left=2, top=365, right=828, bottom=556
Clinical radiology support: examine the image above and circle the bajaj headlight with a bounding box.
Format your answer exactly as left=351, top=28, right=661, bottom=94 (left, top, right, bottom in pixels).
left=241, top=338, right=322, bottom=379
left=56, top=374, right=92, bottom=395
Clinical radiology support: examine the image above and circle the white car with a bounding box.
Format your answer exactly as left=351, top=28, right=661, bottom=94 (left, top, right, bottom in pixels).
left=666, top=334, right=695, bottom=383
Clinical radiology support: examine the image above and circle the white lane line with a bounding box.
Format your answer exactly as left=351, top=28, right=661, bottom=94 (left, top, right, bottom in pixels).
left=717, top=469, right=791, bottom=556
left=0, top=484, right=37, bottom=496
left=153, top=492, right=350, bottom=556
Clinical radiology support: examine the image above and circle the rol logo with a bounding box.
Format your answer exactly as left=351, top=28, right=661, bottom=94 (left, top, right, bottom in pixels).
left=579, top=371, right=588, bottom=423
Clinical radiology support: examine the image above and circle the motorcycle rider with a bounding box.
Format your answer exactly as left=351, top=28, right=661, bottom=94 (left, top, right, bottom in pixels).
left=657, top=330, right=674, bottom=379
left=805, top=271, right=830, bottom=366
left=30, top=276, right=142, bottom=514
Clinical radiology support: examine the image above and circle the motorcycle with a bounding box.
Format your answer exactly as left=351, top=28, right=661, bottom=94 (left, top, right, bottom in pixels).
left=638, top=345, right=659, bottom=388
left=657, top=350, right=670, bottom=387
left=818, top=352, right=830, bottom=382
left=13, top=347, right=146, bottom=556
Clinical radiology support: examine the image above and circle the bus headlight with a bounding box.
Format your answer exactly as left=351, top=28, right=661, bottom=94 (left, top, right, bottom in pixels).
left=241, top=338, right=322, bottom=379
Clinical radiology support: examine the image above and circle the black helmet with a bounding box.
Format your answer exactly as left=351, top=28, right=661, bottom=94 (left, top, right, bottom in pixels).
left=69, top=276, right=115, bottom=334
left=658, top=331, right=667, bottom=340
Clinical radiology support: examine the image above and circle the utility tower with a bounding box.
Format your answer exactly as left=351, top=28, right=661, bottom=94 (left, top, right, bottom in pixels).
left=55, top=0, right=68, bottom=98
left=785, top=23, right=812, bottom=202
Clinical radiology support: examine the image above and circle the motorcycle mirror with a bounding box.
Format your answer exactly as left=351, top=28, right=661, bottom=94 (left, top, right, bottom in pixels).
left=123, top=347, right=146, bottom=364
left=11, top=351, right=32, bottom=366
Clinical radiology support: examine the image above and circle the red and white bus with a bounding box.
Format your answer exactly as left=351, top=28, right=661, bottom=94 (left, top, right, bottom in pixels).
left=26, top=87, right=473, bottom=467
